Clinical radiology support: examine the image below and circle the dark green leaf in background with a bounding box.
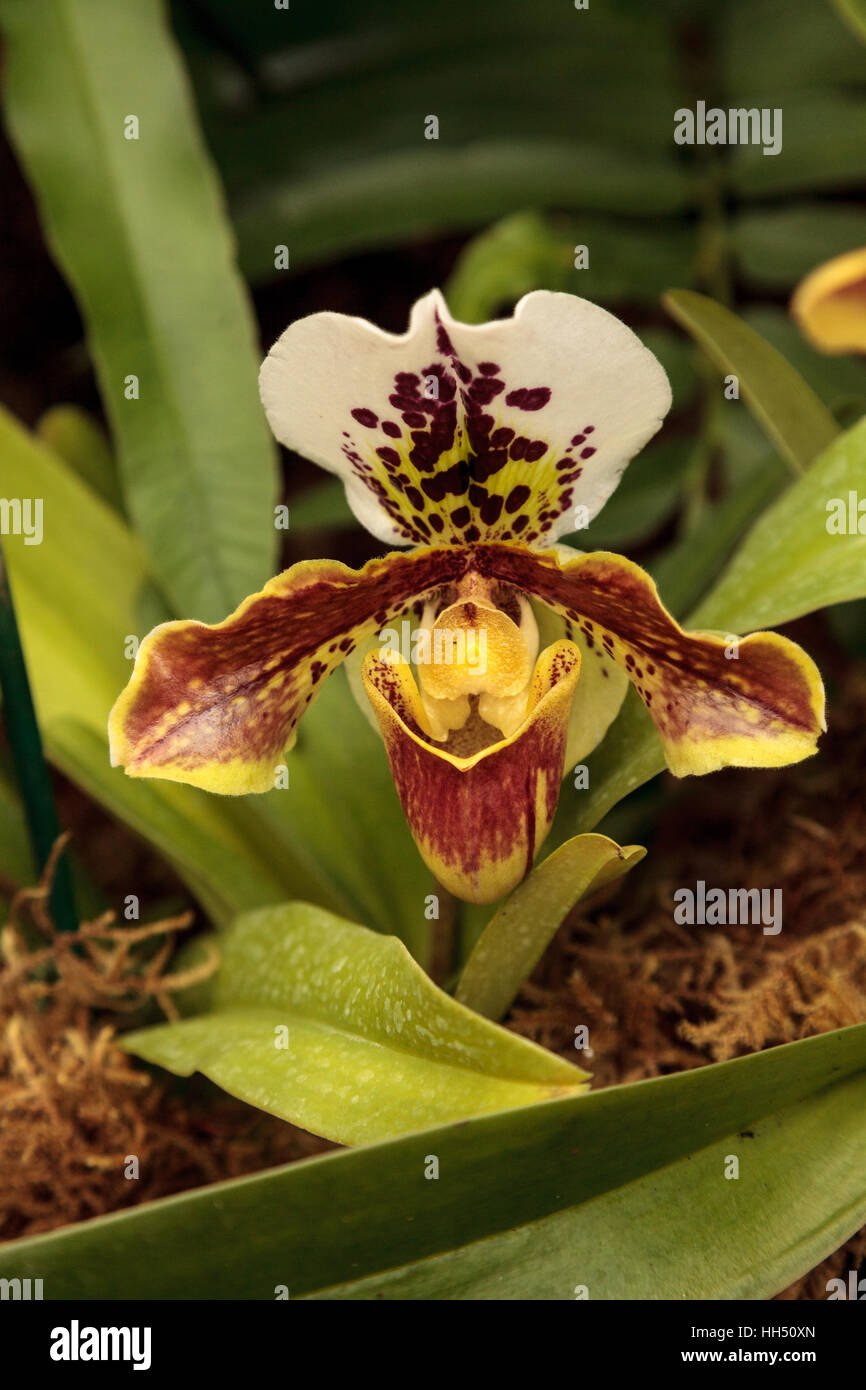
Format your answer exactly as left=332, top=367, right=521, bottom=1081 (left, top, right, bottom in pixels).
left=0, top=0, right=279, bottom=623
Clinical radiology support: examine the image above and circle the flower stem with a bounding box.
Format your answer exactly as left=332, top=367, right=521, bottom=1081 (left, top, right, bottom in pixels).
left=429, top=878, right=458, bottom=987
left=0, top=544, right=77, bottom=932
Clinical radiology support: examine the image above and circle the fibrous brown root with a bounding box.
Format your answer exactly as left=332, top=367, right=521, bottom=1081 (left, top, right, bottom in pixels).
left=0, top=837, right=329, bottom=1241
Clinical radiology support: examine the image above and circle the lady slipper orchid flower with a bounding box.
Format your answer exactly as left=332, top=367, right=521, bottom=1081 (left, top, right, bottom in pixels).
left=109, top=292, right=825, bottom=904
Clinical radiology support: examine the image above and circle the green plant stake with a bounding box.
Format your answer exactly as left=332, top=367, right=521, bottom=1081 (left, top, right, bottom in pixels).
left=0, top=542, right=77, bottom=932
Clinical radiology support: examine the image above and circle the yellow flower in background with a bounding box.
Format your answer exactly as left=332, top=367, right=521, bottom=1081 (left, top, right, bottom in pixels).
left=791, top=247, right=866, bottom=354
left=109, top=292, right=825, bottom=904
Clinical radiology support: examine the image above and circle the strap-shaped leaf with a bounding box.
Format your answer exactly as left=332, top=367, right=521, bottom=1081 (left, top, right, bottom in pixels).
left=0, top=0, right=278, bottom=622
left=690, top=414, right=866, bottom=632
left=663, top=289, right=838, bottom=474
left=457, top=834, right=644, bottom=1020
left=5, top=1024, right=866, bottom=1299
left=122, top=902, right=588, bottom=1145
left=0, top=409, right=365, bottom=928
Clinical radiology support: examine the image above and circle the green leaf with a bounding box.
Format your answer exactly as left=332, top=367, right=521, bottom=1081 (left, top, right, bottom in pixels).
left=553, top=690, right=664, bottom=842
left=0, top=408, right=376, bottom=929
left=690, top=414, right=866, bottom=632
left=287, top=478, right=355, bottom=533
left=234, top=141, right=690, bottom=278
left=0, top=0, right=278, bottom=622
left=723, top=0, right=866, bottom=89
left=742, top=306, right=866, bottom=416
left=728, top=94, right=866, bottom=199
left=0, top=405, right=147, bottom=731
left=0, top=760, right=35, bottom=895
left=123, top=901, right=587, bottom=1145
left=46, top=720, right=323, bottom=928
left=831, top=0, right=866, bottom=42
left=456, top=834, right=644, bottom=1021
left=663, top=289, right=839, bottom=474
left=648, top=451, right=789, bottom=619
left=444, top=210, right=696, bottom=324
left=35, top=405, right=124, bottom=514
left=566, top=439, right=693, bottom=551
left=732, top=204, right=866, bottom=290
left=444, top=211, right=572, bottom=323
left=7, top=1024, right=866, bottom=1298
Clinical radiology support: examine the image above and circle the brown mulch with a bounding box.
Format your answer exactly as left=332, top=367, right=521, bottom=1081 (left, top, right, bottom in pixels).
left=1, top=672, right=864, bottom=1297
left=0, top=839, right=330, bottom=1243
left=506, top=670, right=866, bottom=1299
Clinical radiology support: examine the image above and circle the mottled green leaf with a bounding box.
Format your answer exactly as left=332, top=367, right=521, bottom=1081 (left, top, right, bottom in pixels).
left=6, top=1024, right=866, bottom=1298
left=123, top=901, right=587, bottom=1145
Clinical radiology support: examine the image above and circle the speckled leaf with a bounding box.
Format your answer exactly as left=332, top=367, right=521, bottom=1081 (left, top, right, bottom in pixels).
left=5, top=1025, right=866, bottom=1299
left=122, top=902, right=588, bottom=1145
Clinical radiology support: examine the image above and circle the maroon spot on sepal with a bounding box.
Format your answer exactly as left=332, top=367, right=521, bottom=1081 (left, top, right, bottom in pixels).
left=505, top=386, right=551, bottom=411
left=505, top=485, right=531, bottom=514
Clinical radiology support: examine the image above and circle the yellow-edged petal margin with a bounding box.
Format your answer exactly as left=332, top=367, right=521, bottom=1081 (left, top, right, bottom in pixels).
left=470, top=544, right=825, bottom=777
left=362, top=640, right=581, bottom=903
left=108, top=547, right=469, bottom=794
left=791, top=247, right=866, bottom=354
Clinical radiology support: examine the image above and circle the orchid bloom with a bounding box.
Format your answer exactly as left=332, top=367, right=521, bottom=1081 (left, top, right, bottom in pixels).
left=791, top=247, right=866, bottom=354
left=109, top=292, right=824, bottom=903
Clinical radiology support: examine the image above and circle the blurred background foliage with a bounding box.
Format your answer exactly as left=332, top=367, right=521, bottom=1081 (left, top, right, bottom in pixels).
left=0, top=0, right=865, bottom=965
left=171, top=0, right=866, bottom=569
